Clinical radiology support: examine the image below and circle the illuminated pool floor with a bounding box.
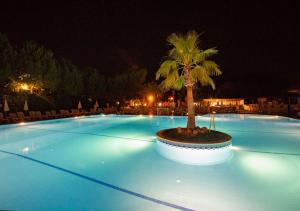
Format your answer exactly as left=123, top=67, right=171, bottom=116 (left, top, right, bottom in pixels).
left=0, top=114, right=300, bottom=210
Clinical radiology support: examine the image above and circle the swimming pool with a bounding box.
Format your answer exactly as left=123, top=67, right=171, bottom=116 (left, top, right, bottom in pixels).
left=0, top=114, right=299, bottom=210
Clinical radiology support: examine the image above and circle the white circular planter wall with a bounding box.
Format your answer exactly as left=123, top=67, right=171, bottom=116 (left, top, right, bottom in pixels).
left=156, top=139, right=232, bottom=165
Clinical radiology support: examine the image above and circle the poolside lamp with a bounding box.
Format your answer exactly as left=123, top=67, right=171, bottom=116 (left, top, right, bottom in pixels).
left=147, top=95, right=154, bottom=102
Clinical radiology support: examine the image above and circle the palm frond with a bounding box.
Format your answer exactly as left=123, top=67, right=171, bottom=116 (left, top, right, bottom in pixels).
left=163, top=69, right=179, bottom=87
left=168, top=48, right=183, bottom=64
left=205, top=77, right=216, bottom=90
left=202, top=48, right=218, bottom=58
left=167, top=33, right=186, bottom=54
left=186, top=31, right=198, bottom=52
left=194, top=48, right=218, bottom=63
left=202, top=60, right=222, bottom=76
left=172, top=75, right=185, bottom=90
left=190, top=66, right=216, bottom=90
left=160, top=69, right=181, bottom=91
left=156, top=60, right=178, bottom=80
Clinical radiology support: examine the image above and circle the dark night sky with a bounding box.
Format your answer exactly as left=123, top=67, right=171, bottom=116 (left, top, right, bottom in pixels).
left=1, top=1, right=299, bottom=96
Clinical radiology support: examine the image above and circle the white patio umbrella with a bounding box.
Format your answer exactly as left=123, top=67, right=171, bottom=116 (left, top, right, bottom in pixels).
left=4, top=98, right=9, bottom=112
left=94, top=100, right=99, bottom=109
left=24, top=100, right=29, bottom=111
left=78, top=100, right=82, bottom=110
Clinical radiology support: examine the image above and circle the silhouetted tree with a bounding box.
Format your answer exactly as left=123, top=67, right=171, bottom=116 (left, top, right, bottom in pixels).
left=0, top=33, right=16, bottom=89
left=17, top=41, right=59, bottom=92
left=59, top=58, right=83, bottom=96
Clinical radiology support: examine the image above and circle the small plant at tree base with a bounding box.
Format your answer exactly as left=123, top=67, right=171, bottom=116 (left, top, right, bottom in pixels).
left=156, top=31, right=221, bottom=133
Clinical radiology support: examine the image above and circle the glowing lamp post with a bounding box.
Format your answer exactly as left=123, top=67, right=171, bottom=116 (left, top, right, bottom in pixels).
left=169, top=96, right=175, bottom=108
left=148, top=95, right=154, bottom=102
left=147, top=95, right=154, bottom=116
left=147, top=95, right=154, bottom=106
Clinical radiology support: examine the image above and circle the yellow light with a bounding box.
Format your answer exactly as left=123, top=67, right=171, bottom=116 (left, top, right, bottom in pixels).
left=20, top=83, right=29, bottom=91
left=147, top=95, right=154, bottom=102
left=158, top=102, right=162, bottom=107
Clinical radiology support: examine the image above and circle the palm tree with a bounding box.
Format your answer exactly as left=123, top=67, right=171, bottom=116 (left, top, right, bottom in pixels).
left=156, top=31, right=221, bottom=131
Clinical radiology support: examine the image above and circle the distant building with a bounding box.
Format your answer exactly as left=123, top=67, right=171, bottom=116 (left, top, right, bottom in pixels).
left=201, top=98, right=244, bottom=107
left=196, top=98, right=244, bottom=113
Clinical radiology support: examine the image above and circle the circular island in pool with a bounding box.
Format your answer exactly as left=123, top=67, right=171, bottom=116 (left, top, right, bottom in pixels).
left=156, top=128, right=232, bottom=165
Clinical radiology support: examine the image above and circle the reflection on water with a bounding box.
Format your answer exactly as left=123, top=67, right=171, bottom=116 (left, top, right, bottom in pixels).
left=0, top=114, right=299, bottom=211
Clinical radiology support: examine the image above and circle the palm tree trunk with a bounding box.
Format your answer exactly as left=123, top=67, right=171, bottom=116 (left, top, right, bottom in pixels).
left=186, top=85, right=196, bottom=129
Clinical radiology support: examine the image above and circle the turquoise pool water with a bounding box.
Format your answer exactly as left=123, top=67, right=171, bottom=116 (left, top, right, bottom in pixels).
left=0, top=114, right=299, bottom=211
